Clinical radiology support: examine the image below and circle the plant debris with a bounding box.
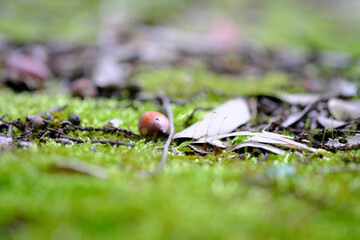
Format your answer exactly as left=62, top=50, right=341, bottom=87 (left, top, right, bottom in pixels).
left=1, top=22, right=360, bottom=163
left=174, top=98, right=250, bottom=140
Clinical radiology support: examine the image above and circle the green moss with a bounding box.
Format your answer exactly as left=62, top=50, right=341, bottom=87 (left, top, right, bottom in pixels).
left=1, top=87, right=360, bottom=239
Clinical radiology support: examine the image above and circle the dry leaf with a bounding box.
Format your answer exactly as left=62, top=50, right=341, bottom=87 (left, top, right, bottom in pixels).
left=278, top=93, right=321, bottom=107
left=328, top=79, right=358, bottom=97
left=281, top=100, right=320, bottom=127
left=316, top=115, right=349, bottom=129
left=174, top=98, right=250, bottom=140
left=328, top=98, right=360, bottom=121
left=347, top=134, right=360, bottom=147
left=231, top=142, right=284, bottom=154
left=244, top=134, right=316, bottom=152
left=186, top=130, right=315, bottom=155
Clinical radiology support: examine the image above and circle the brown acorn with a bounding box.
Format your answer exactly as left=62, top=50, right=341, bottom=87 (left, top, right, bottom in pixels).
left=29, top=116, right=47, bottom=130
left=138, top=111, right=171, bottom=140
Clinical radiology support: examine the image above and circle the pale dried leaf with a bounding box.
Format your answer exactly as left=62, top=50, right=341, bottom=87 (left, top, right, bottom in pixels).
left=195, top=131, right=293, bottom=148
left=317, top=115, right=349, bottom=129
left=245, top=135, right=317, bottom=152
left=347, top=134, right=360, bottom=147
left=328, top=98, right=360, bottom=121
left=328, top=79, right=358, bottom=97
left=281, top=100, right=320, bottom=127
left=325, top=139, right=345, bottom=148
left=174, top=98, right=250, bottom=140
left=231, top=141, right=284, bottom=154
left=278, top=93, right=321, bottom=106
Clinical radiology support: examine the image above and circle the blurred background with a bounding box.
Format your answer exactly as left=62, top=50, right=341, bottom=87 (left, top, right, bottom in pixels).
left=1, top=0, right=360, bottom=53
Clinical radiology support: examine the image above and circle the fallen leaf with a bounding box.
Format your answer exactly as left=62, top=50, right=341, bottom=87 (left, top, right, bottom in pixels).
left=188, top=131, right=315, bottom=154
left=244, top=134, right=317, bottom=152
left=328, top=98, right=360, bottom=121
left=194, top=131, right=293, bottom=148
left=281, top=100, right=321, bottom=127
left=328, top=79, right=358, bottom=97
left=278, top=93, right=321, bottom=107
left=231, top=141, right=284, bottom=154
left=325, top=138, right=345, bottom=148
left=317, top=115, right=349, bottom=129
left=174, top=98, right=250, bottom=140
left=347, top=134, right=360, bottom=147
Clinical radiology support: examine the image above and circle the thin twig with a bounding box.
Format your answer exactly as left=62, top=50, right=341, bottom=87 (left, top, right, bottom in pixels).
left=22, top=122, right=32, bottom=141
left=39, top=130, right=51, bottom=140
left=59, top=135, right=135, bottom=146
left=152, top=96, right=175, bottom=175
left=62, top=126, right=139, bottom=139
left=6, top=124, right=13, bottom=138
left=27, top=104, right=68, bottom=120
left=0, top=114, right=8, bottom=121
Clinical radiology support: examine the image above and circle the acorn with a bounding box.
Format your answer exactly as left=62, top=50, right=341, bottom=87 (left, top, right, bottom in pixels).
left=29, top=116, right=47, bottom=130
left=71, top=78, right=98, bottom=99
left=138, top=111, right=171, bottom=140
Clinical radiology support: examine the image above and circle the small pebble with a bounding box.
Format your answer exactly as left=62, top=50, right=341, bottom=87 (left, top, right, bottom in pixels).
left=18, top=141, right=30, bottom=148
left=55, top=138, right=72, bottom=145
left=68, top=113, right=81, bottom=125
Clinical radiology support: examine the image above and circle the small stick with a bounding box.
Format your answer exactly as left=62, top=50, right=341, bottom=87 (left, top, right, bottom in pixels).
left=27, top=104, right=68, bottom=119
left=22, top=122, right=32, bottom=141
left=39, top=130, right=51, bottom=140
left=6, top=124, right=13, bottom=138
left=63, top=126, right=139, bottom=139
left=59, top=135, right=135, bottom=146
left=0, top=114, right=8, bottom=121
left=152, top=96, right=175, bottom=175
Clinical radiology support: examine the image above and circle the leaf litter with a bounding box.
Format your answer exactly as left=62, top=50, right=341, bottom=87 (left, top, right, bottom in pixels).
left=1, top=21, right=360, bottom=168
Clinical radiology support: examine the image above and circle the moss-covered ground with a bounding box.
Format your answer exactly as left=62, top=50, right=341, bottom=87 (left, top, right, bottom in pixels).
left=1, top=0, right=360, bottom=239
left=1, top=70, right=360, bottom=239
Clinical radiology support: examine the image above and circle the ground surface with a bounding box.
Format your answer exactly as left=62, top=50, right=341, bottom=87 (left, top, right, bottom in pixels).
left=1, top=0, right=360, bottom=239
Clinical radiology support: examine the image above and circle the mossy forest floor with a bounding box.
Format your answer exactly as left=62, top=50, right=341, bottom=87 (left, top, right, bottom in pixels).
left=1, top=0, right=360, bottom=239
left=1, top=81, right=360, bottom=240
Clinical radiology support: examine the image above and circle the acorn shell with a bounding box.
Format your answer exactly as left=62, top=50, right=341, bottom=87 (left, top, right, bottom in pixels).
left=138, top=111, right=171, bottom=140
